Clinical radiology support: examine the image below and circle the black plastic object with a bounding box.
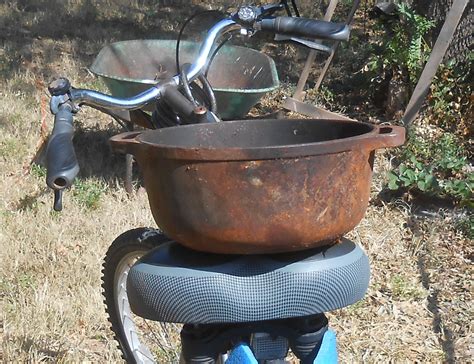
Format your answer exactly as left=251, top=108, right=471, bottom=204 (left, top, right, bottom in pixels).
left=162, top=86, right=197, bottom=119
left=289, top=316, right=328, bottom=363
left=46, top=103, right=79, bottom=198
left=53, top=189, right=63, bottom=211
left=48, top=77, right=71, bottom=96
left=161, top=85, right=217, bottom=125
left=260, top=17, right=350, bottom=41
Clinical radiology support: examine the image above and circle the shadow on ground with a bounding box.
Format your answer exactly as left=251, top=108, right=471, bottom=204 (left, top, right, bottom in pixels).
left=0, top=0, right=216, bottom=79
left=0, top=0, right=216, bottom=185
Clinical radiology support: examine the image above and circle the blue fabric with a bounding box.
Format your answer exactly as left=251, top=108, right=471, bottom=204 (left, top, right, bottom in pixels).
left=314, top=329, right=338, bottom=364
left=226, top=343, right=258, bottom=364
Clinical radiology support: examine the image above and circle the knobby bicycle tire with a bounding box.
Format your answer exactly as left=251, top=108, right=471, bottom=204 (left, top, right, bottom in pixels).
left=101, top=227, right=181, bottom=363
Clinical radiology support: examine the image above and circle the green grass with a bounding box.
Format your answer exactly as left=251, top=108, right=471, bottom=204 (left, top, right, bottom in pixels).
left=0, top=138, right=27, bottom=158
left=72, top=178, right=107, bottom=210
left=390, top=274, right=426, bottom=301
left=30, top=163, right=47, bottom=179
left=16, top=273, right=37, bottom=290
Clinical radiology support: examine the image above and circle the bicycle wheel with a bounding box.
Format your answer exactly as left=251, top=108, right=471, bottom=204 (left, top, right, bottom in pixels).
left=102, top=228, right=182, bottom=363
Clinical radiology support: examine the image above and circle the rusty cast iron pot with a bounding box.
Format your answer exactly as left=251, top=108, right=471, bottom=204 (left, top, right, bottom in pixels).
left=110, top=119, right=405, bottom=254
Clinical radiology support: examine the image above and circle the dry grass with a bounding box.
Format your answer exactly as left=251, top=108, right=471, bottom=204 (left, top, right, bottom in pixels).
left=0, top=65, right=155, bottom=361
left=1, top=1, right=472, bottom=363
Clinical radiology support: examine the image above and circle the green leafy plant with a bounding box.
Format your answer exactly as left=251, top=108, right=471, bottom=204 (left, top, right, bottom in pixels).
left=396, top=3, right=435, bottom=82
left=367, top=3, right=435, bottom=88
left=426, top=61, right=472, bottom=136
left=388, top=160, right=437, bottom=192
left=388, top=131, right=473, bottom=206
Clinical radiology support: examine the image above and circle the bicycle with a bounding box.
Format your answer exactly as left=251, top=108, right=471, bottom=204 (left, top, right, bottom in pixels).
left=44, top=2, right=405, bottom=363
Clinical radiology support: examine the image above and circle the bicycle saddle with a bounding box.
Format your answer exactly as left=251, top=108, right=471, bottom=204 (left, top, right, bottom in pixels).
left=127, top=238, right=370, bottom=324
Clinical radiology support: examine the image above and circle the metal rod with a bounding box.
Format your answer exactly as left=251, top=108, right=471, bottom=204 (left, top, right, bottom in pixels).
left=282, top=97, right=355, bottom=120
left=70, top=87, right=162, bottom=110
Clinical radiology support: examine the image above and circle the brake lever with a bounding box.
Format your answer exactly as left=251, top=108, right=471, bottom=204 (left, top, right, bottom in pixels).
left=274, top=34, right=332, bottom=53
left=260, top=3, right=285, bottom=16
left=53, top=189, right=63, bottom=212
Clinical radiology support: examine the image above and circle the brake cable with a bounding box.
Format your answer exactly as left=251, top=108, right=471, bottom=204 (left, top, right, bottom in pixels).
left=175, top=10, right=225, bottom=76
left=175, top=10, right=225, bottom=111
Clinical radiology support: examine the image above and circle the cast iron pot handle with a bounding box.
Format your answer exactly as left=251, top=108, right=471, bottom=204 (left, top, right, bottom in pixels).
left=109, top=131, right=143, bottom=155
left=366, top=125, right=406, bottom=151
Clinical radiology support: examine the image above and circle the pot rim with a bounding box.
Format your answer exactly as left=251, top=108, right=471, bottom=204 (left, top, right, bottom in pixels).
left=113, top=119, right=405, bottom=161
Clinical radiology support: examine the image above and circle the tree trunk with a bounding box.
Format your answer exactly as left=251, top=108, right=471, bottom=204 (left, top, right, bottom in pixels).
left=413, top=0, right=473, bottom=66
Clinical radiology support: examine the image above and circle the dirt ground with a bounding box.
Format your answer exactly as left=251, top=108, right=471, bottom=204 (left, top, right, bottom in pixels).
left=1, top=1, right=472, bottom=363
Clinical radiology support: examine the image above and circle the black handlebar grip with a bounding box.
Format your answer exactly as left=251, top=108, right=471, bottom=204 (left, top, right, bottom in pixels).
left=46, top=103, right=79, bottom=190
left=260, top=17, right=350, bottom=41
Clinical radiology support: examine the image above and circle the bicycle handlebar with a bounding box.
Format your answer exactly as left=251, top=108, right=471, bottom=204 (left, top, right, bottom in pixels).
left=45, top=4, right=351, bottom=210
left=62, top=16, right=349, bottom=111
left=68, top=18, right=240, bottom=111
